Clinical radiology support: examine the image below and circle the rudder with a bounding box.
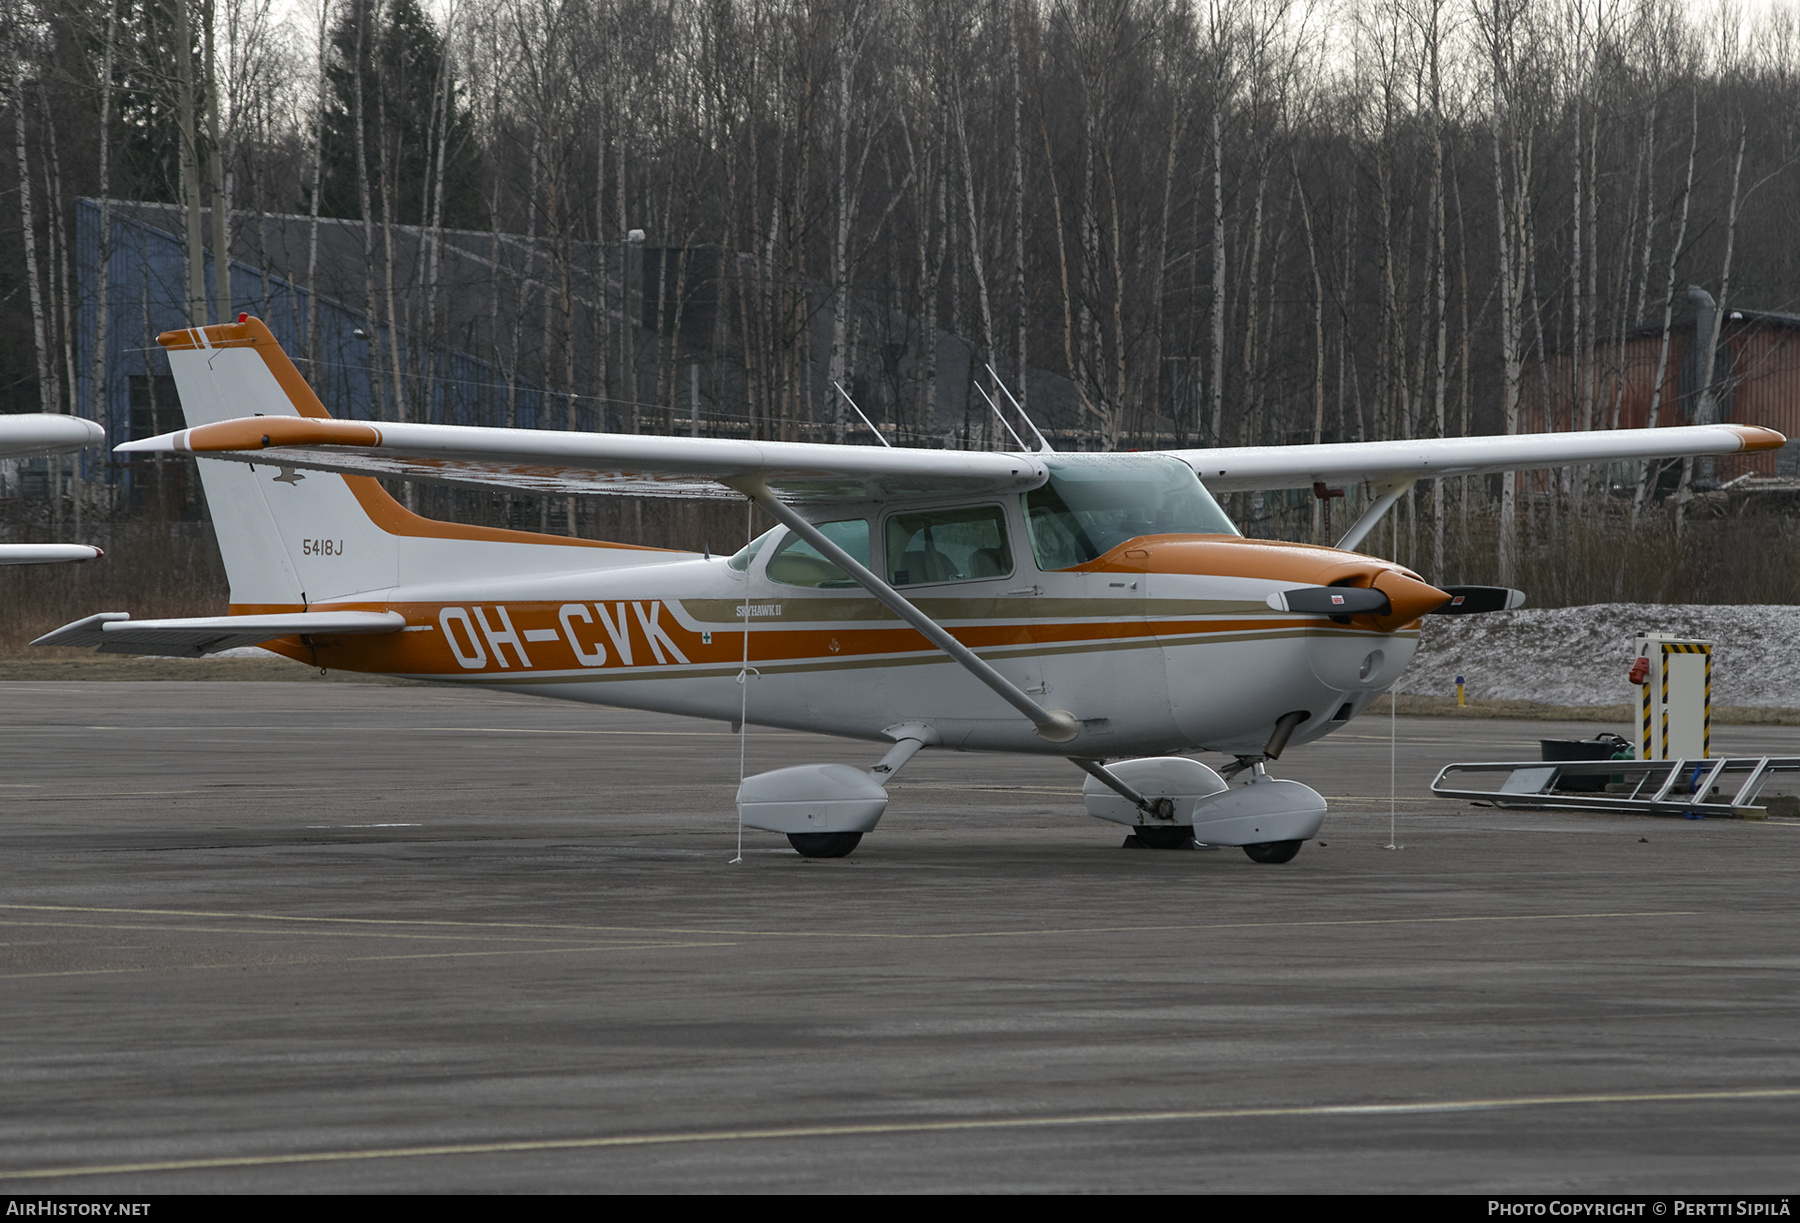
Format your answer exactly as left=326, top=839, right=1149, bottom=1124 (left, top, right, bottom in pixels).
left=159, top=318, right=668, bottom=609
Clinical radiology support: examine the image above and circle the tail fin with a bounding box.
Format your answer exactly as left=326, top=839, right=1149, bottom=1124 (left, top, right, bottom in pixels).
left=160, top=318, right=668, bottom=609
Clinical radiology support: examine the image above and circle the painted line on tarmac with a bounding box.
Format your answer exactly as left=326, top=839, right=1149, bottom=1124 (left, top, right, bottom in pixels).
left=0, top=902, right=1701, bottom=944
left=4, top=1085, right=1797, bottom=1182
left=0, top=915, right=712, bottom=947
left=40, top=724, right=746, bottom=738
left=0, top=939, right=739, bottom=980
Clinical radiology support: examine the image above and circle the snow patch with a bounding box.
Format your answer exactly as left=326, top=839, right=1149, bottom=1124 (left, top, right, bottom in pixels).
left=1404, top=604, right=1800, bottom=708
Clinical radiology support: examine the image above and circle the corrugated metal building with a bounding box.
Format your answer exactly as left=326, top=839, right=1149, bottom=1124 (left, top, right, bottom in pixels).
left=1522, top=288, right=1800, bottom=483
left=76, top=198, right=575, bottom=449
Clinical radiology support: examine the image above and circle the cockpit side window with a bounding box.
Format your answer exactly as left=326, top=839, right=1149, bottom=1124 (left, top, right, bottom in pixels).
left=1024, top=455, right=1238, bottom=571
left=884, top=505, right=1013, bottom=586
left=765, top=519, right=871, bottom=588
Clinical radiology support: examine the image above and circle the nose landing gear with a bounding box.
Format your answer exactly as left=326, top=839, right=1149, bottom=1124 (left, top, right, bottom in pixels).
left=787, top=831, right=864, bottom=859
left=1080, top=755, right=1327, bottom=860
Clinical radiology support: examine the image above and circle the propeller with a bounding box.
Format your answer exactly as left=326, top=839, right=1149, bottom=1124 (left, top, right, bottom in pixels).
left=1429, top=585, right=1527, bottom=615
left=1267, top=582, right=1526, bottom=619
left=1265, top=586, right=1392, bottom=615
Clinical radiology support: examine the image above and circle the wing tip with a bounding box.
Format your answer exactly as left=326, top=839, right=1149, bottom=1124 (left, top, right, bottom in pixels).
left=1727, top=424, right=1788, bottom=453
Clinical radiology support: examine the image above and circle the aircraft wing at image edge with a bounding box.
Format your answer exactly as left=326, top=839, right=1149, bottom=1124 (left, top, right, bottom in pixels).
left=0, top=414, right=106, bottom=565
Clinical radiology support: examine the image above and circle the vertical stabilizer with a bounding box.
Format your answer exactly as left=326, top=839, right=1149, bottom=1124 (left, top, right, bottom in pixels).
left=157, top=319, right=672, bottom=609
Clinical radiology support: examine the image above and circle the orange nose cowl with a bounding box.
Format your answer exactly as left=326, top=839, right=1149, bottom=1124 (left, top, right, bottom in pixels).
left=1371, top=570, right=1452, bottom=629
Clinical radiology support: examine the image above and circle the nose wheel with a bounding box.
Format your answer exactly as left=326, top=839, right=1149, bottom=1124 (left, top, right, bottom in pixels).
left=1242, top=839, right=1302, bottom=864
left=787, top=832, right=863, bottom=859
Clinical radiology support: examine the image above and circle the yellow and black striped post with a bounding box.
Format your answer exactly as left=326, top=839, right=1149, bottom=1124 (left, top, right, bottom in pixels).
left=1635, top=636, right=1713, bottom=761
left=1704, top=647, right=1713, bottom=757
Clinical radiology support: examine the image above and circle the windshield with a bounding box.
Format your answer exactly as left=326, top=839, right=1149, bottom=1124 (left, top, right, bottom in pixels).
left=765, top=519, right=871, bottom=588
left=1023, top=454, right=1237, bottom=570
left=727, top=527, right=781, bottom=571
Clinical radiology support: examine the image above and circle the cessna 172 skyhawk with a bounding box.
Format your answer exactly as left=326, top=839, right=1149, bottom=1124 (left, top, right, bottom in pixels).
left=36, top=317, right=1786, bottom=860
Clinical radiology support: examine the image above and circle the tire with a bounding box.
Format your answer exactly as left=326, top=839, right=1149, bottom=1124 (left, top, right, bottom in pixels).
left=1242, top=839, right=1302, bottom=864
left=787, top=831, right=863, bottom=858
left=1132, top=825, right=1195, bottom=850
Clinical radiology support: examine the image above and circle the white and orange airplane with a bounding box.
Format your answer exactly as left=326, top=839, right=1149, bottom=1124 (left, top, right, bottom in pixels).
left=0, top=414, right=105, bottom=565
left=36, top=318, right=1786, bottom=859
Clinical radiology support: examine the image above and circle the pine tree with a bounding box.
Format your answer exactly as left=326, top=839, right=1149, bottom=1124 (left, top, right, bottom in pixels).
left=317, top=0, right=482, bottom=230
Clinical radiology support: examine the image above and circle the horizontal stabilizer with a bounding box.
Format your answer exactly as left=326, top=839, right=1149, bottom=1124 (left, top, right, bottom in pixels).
left=33, top=610, right=406, bottom=658
left=0, top=544, right=103, bottom=566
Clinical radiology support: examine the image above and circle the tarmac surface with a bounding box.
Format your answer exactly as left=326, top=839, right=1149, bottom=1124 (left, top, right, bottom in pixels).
left=1, top=680, right=1796, bottom=1193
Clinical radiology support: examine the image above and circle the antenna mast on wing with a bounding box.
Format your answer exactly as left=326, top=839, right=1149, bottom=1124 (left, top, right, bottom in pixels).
left=832, top=381, right=892, bottom=448
left=985, top=364, right=1053, bottom=453
left=974, top=383, right=1029, bottom=453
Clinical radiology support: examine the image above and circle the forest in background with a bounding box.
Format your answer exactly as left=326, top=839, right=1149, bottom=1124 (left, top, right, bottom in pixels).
left=4, top=0, right=1800, bottom=634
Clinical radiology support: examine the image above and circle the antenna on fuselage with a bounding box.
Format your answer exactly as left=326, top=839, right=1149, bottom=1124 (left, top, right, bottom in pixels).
left=985, top=364, right=1054, bottom=453
left=832, top=381, right=892, bottom=448
left=974, top=383, right=1029, bottom=453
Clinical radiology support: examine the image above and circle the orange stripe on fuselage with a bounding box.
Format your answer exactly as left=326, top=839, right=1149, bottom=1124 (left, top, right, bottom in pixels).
left=248, top=596, right=1399, bottom=679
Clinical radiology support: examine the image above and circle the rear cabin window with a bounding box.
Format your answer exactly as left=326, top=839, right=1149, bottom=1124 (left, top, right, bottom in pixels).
left=885, top=505, right=1013, bottom=586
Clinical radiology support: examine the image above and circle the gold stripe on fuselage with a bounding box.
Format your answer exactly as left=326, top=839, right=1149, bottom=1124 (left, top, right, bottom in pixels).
left=268, top=598, right=1416, bottom=685
left=674, top=596, right=1273, bottom=624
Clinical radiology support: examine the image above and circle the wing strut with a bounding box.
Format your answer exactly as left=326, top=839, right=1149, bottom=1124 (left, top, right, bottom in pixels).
left=1336, top=477, right=1416, bottom=551
left=731, top=479, right=1080, bottom=744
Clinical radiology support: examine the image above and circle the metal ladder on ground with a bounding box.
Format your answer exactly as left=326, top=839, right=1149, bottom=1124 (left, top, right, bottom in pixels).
left=1430, top=756, right=1800, bottom=819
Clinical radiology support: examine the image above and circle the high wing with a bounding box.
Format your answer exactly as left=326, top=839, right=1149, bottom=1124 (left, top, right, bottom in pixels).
left=0, top=544, right=103, bottom=565
left=119, top=413, right=1782, bottom=504
left=0, top=414, right=104, bottom=460
left=123, top=319, right=1043, bottom=504
left=122, top=318, right=1782, bottom=505
left=117, top=416, right=1046, bottom=503
left=1179, top=427, right=1785, bottom=493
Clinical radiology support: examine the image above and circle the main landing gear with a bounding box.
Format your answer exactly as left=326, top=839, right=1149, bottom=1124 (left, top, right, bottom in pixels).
left=741, top=732, right=1328, bottom=864
left=736, top=726, right=937, bottom=860
left=1127, top=825, right=1197, bottom=850
left=1129, top=826, right=1302, bottom=862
